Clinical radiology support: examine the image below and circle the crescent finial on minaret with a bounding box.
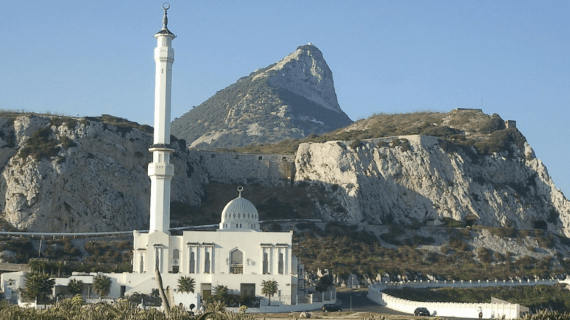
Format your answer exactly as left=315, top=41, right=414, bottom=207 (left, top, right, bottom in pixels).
left=162, top=3, right=170, bottom=30
left=156, top=2, right=175, bottom=37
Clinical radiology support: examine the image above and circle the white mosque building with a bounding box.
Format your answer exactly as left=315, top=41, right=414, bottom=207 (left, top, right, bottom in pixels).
left=109, top=3, right=307, bottom=308
left=1, top=4, right=333, bottom=312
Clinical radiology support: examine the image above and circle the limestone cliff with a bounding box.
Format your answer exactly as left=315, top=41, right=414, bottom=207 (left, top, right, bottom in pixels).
left=2, top=110, right=569, bottom=239
left=294, top=134, right=570, bottom=237
left=171, top=44, right=352, bottom=149
left=0, top=114, right=207, bottom=232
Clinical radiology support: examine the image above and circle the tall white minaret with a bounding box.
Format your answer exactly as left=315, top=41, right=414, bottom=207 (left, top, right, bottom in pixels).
left=148, top=3, right=175, bottom=234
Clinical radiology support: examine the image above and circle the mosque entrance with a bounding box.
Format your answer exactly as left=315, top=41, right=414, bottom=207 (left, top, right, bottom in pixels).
left=201, top=283, right=212, bottom=300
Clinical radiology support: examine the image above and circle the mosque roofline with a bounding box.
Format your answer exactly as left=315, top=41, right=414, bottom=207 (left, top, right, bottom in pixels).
left=155, top=29, right=176, bottom=38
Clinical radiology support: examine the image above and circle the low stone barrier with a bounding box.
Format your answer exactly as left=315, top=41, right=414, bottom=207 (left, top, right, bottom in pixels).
left=367, top=278, right=560, bottom=319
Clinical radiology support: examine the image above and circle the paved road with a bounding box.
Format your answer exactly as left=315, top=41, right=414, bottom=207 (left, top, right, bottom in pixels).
left=335, top=291, right=478, bottom=320
left=336, top=291, right=409, bottom=315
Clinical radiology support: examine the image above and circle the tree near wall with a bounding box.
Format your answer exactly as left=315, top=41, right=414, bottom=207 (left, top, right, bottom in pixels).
left=67, top=279, right=84, bottom=296
left=261, top=280, right=278, bottom=306
left=315, top=274, right=333, bottom=293
left=177, top=276, right=196, bottom=293
left=20, top=272, right=55, bottom=306
left=210, top=285, right=229, bottom=303
left=92, top=274, right=112, bottom=300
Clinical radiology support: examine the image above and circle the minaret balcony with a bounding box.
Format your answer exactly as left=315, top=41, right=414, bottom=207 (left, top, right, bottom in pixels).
left=154, top=47, right=174, bottom=61
left=149, top=144, right=174, bottom=153
left=148, top=163, right=174, bottom=177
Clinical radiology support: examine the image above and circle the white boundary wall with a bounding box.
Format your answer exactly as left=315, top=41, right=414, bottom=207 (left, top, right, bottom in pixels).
left=368, top=278, right=563, bottom=319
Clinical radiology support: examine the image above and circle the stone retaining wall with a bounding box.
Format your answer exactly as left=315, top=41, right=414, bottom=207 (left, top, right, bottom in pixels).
left=192, top=151, right=295, bottom=186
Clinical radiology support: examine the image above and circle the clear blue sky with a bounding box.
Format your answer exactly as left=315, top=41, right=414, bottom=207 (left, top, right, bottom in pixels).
left=1, top=1, right=569, bottom=196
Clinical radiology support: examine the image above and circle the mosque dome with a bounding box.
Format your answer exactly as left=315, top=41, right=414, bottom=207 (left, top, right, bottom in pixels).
left=219, top=187, right=260, bottom=231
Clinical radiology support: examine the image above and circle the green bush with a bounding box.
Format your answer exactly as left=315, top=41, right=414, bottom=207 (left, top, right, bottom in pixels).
left=423, top=126, right=462, bottom=137
left=349, top=139, right=362, bottom=149
left=473, top=128, right=527, bottom=155
left=442, top=217, right=465, bottom=228
left=476, top=247, right=493, bottom=264
left=391, top=138, right=411, bottom=152
left=50, top=117, right=78, bottom=129
left=478, top=114, right=506, bottom=134
left=489, top=227, right=517, bottom=238
left=19, top=127, right=60, bottom=160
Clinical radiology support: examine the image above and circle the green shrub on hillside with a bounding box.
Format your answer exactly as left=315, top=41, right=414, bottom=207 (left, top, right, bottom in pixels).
left=0, top=238, right=35, bottom=262
left=18, top=127, right=60, bottom=160
left=85, top=114, right=153, bottom=135
left=489, top=227, right=517, bottom=238
left=476, top=247, right=493, bottom=264
left=391, top=138, right=411, bottom=152
left=478, top=114, right=506, bottom=134
left=49, top=117, right=78, bottom=129
left=473, top=128, right=526, bottom=155
left=442, top=217, right=465, bottom=228
left=225, top=111, right=526, bottom=158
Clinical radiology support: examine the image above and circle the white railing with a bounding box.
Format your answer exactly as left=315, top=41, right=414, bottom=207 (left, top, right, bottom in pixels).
left=373, top=278, right=558, bottom=291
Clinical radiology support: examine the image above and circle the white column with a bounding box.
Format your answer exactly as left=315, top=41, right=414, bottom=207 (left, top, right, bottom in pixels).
left=149, top=4, right=176, bottom=234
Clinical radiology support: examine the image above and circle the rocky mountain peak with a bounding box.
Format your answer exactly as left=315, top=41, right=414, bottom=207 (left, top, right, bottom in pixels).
left=171, top=44, right=352, bottom=150
left=251, top=43, right=341, bottom=113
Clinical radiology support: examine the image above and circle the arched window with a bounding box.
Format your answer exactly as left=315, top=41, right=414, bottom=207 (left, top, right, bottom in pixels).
left=230, top=249, right=243, bottom=274
left=172, top=249, right=180, bottom=273
left=189, top=252, right=195, bottom=274
left=263, top=252, right=269, bottom=274
left=155, top=247, right=161, bottom=272
left=278, top=252, right=284, bottom=274
left=139, top=253, right=145, bottom=273
left=204, top=252, right=211, bottom=274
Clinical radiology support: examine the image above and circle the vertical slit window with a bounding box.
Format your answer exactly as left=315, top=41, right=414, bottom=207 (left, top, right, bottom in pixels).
left=189, top=252, right=195, bottom=274
left=278, top=252, right=284, bottom=274
left=139, top=253, right=144, bottom=273
left=263, top=252, right=269, bottom=274
left=204, top=252, right=210, bottom=274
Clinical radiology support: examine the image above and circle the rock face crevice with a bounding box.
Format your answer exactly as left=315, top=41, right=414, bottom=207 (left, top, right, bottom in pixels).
left=294, top=135, right=570, bottom=237
left=0, top=115, right=207, bottom=232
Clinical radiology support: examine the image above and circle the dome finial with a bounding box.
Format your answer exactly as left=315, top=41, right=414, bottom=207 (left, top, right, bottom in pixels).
left=162, top=3, right=170, bottom=30
left=237, top=186, right=243, bottom=197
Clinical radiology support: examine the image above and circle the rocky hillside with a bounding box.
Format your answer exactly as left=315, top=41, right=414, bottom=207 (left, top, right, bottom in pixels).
left=293, top=109, right=570, bottom=237
left=0, top=113, right=207, bottom=232
left=1, top=109, right=569, bottom=239
left=171, top=44, right=352, bottom=149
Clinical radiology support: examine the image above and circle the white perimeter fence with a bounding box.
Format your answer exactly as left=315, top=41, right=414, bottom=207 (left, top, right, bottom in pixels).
left=368, top=278, right=566, bottom=319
